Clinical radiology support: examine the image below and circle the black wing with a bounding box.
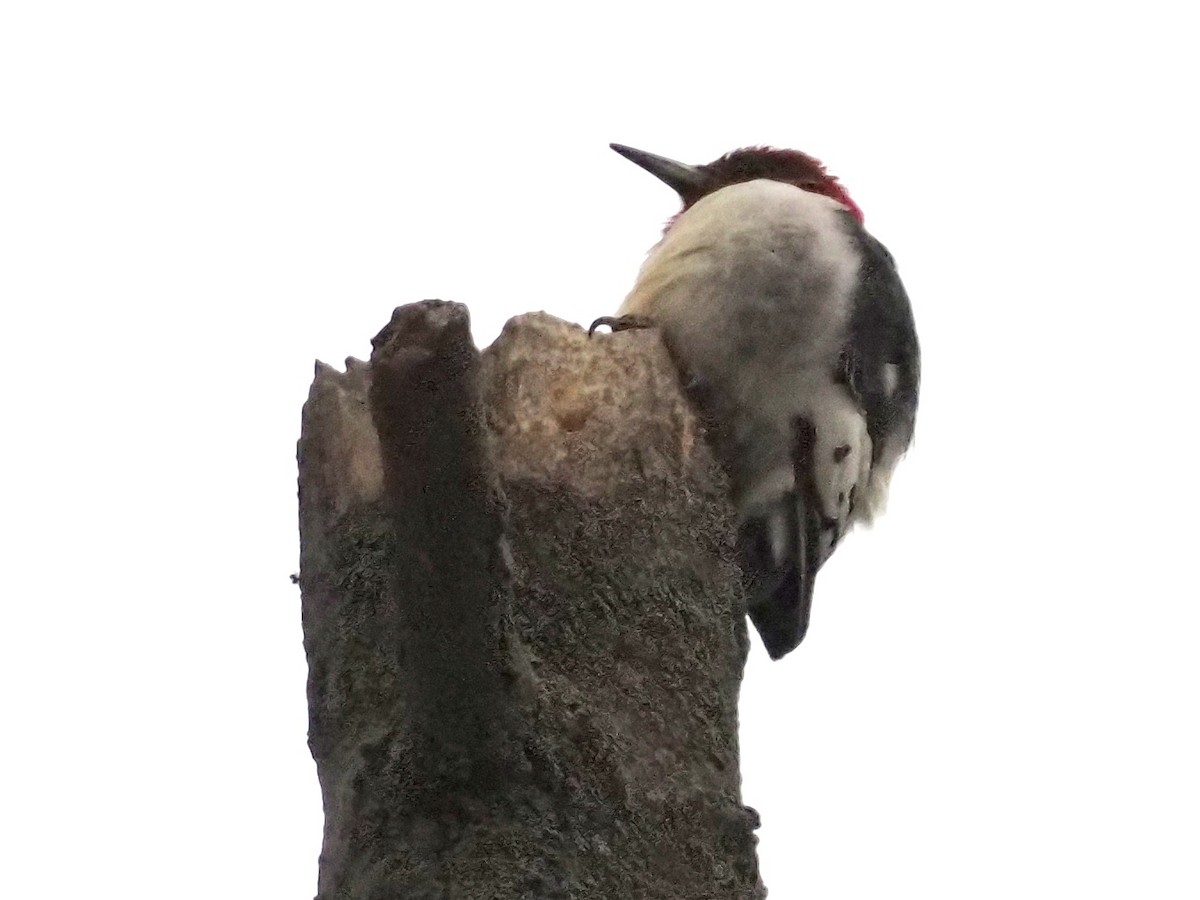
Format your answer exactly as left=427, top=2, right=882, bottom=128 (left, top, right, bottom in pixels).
left=839, top=215, right=920, bottom=464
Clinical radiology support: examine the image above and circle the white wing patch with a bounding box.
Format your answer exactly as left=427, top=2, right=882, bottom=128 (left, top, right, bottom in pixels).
left=882, top=362, right=900, bottom=398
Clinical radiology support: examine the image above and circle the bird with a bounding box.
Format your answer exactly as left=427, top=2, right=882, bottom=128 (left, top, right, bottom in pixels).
left=592, top=143, right=920, bottom=659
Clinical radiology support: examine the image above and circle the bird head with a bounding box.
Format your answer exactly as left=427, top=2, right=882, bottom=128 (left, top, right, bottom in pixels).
left=610, top=143, right=863, bottom=225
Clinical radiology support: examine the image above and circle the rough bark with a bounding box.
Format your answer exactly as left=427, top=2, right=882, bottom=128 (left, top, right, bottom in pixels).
left=297, top=300, right=765, bottom=899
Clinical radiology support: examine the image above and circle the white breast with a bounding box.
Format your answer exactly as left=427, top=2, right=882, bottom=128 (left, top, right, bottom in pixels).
left=619, top=179, right=861, bottom=408
left=619, top=178, right=875, bottom=531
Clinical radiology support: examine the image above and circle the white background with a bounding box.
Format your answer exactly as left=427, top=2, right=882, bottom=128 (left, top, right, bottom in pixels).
left=3, top=2, right=1198, bottom=898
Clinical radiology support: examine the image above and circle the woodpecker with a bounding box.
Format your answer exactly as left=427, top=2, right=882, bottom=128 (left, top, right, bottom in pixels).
left=592, top=143, right=920, bottom=659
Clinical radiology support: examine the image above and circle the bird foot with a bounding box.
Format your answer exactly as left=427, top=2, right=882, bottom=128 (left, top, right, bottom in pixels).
left=681, top=372, right=727, bottom=435
left=587, top=314, right=656, bottom=337
left=682, top=372, right=714, bottom=405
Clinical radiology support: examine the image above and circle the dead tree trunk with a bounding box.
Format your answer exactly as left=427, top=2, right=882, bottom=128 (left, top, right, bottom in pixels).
left=297, top=301, right=765, bottom=899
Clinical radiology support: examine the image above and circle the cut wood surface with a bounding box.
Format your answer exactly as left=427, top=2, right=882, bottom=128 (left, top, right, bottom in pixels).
left=297, top=301, right=765, bottom=899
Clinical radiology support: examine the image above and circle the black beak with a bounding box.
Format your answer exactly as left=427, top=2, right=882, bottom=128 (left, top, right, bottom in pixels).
left=610, top=143, right=712, bottom=201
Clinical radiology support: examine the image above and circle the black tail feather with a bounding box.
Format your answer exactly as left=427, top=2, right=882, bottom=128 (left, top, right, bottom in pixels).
left=740, top=500, right=822, bottom=660
left=740, top=415, right=827, bottom=660
left=747, top=565, right=814, bottom=660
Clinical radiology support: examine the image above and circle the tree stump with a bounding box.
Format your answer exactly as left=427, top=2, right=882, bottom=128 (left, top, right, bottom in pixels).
left=297, top=300, right=765, bottom=899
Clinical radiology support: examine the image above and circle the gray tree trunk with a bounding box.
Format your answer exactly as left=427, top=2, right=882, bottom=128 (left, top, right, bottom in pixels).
left=297, top=300, right=766, bottom=899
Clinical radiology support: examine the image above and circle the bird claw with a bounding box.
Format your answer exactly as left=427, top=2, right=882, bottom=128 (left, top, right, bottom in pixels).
left=587, top=314, right=656, bottom=337
left=681, top=372, right=725, bottom=433
left=682, top=373, right=711, bottom=402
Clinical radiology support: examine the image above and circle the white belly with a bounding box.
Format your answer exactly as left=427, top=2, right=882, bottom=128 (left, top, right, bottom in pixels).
left=620, top=178, right=875, bottom=528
